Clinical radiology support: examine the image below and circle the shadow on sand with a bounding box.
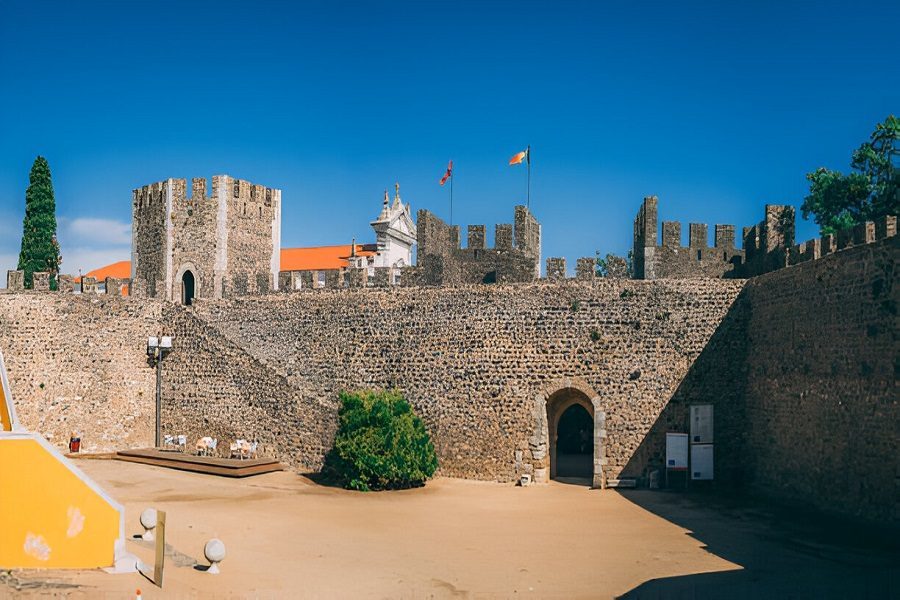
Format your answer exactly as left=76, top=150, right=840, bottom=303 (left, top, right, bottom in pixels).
left=616, top=489, right=899, bottom=600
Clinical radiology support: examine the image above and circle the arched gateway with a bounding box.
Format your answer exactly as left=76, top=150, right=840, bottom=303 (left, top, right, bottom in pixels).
left=531, top=378, right=606, bottom=487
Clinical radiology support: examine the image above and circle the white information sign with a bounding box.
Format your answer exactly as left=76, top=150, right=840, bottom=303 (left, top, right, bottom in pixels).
left=691, top=444, right=714, bottom=480
left=665, top=433, right=689, bottom=471
left=690, top=404, right=714, bottom=444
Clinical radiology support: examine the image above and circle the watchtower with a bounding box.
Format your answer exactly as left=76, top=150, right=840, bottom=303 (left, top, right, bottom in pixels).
left=130, top=175, right=282, bottom=304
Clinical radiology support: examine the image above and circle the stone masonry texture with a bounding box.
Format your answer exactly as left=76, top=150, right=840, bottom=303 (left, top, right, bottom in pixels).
left=0, top=294, right=163, bottom=451
left=161, top=279, right=744, bottom=481
left=638, top=235, right=898, bottom=523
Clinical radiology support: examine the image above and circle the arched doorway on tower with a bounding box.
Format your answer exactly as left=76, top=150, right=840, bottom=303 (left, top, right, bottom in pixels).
left=546, top=388, right=595, bottom=483
left=182, top=270, right=195, bottom=306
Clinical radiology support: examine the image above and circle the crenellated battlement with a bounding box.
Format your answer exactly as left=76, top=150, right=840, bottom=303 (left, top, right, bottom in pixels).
left=133, top=176, right=280, bottom=214
left=4, top=270, right=130, bottom=296
left=631, top=195, right=896, bottom=281
left=788, top=215, right=896, bottom=266
left=411, top=206, right=541, bottom=285
left=633, top=196, right=744, bottom=279
left=736, top=204, right=795, bottom=276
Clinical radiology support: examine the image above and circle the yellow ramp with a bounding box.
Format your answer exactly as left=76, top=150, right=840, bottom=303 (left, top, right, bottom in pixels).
left=0, top=346, right=15, bottom=432
left=0, top=347, right=124, bottom=569
left=0, top=434, right=124, bottom=568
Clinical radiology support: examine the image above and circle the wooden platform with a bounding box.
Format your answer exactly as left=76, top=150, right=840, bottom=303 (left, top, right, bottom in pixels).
left=115, top=448, right=284, bottom=478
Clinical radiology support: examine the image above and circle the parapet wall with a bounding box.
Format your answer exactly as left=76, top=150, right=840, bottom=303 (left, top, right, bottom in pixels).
left=631, top=195, right=895, bottom=285
left=738, top=204, right=795, bottom=276
left=6, top=270, right=132, bottom=296
left=786, top=214, right=897, bottom=267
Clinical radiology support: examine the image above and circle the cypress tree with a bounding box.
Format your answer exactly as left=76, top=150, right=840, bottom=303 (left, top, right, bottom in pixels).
left=17, top=156, right=61, bottom=289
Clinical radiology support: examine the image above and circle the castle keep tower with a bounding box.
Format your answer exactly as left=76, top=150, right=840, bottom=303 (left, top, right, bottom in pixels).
left=130, top=175, right=282, bottom=303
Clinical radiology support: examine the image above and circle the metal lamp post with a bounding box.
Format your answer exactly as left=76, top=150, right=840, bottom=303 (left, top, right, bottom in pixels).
left=147, top=335, right=173, bottom=448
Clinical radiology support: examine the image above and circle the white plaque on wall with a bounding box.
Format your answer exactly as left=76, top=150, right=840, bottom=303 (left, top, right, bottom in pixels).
left=691, top=444, right=714, bottom=480
left=690, top=404, right=713, bottom=444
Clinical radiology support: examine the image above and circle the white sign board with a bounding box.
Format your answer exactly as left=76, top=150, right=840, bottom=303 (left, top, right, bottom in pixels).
left=665, top=433, right=689, bottom=471
left=691, top=444, right=714, bottom=480
left=690, top=404, right=713, bottom=444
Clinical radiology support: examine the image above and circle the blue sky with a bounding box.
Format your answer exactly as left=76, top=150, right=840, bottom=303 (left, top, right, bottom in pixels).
left=1, top=0, right=898, bottom=282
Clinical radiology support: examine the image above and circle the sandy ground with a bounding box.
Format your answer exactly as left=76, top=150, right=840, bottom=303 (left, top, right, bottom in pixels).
left=3, top=460, right=897, bottom=599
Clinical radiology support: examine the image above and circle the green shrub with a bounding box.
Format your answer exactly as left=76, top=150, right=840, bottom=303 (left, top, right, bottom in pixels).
left=323, top=390, right=438, bottom=491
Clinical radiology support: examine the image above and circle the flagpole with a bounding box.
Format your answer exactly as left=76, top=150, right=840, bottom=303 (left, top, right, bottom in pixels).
left=526, top=145, right=531, bottom=210
left=450, top=168, right=453, bottom=225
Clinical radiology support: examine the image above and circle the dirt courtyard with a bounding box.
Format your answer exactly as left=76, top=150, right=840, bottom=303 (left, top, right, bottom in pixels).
left=4, top=460, right=897, bottom=599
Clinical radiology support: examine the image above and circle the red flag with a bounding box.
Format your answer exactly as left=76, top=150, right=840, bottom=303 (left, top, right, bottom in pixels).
left=439, top=160, right=453, bottom=186
left=509, top=147, right=530, bottom=165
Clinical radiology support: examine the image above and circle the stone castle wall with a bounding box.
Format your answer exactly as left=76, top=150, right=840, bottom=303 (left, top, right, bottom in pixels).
left=737, top=234, right=897, bottom=521
left=635, top=235, right=898, bottom=523
left=169, top=177, right=218, bottom=301
left=168, top=279, right=744, bottom=479
left=0, top=294, right=163, bottom=451
left=1, top=221, right=895, bottom=523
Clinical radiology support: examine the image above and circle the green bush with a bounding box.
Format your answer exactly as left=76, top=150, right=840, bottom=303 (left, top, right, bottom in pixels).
left=323, top=390, right=438, bottom=491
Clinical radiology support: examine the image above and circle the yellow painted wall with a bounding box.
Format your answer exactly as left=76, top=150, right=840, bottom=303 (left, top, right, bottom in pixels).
left=0, top=383, right=11, bottom=432
left=0, top=435, right=122, bottom=568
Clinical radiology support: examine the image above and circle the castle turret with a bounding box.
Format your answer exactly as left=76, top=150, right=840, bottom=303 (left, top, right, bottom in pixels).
left=131, top=174, right=281, bottom=303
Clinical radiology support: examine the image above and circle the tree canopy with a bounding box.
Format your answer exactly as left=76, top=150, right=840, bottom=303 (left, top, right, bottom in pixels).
left=802, top=116, right=899, bottom=235
left=595, top=251, right=632, bottom=278
left=17, top=156, right=61, bottom=288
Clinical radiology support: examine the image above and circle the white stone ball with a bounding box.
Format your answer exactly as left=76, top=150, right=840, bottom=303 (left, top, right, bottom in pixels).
left=204, top=538, right=226, bottom=563
left=140, top=508, right=157, bottom=529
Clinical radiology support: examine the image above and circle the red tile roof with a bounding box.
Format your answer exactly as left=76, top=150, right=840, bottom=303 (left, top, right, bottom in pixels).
left=77, top=260, right=131, bottom=282
left=280, top=245, right=376, bottom=271
left=78, top=245, right=377, bottom=282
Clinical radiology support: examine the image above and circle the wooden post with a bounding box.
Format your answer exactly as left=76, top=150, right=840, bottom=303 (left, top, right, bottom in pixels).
left=153, top=510, right=166, bottom=587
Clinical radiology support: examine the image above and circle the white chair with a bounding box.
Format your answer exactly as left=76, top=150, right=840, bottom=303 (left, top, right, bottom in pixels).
left=247, top=441, right=258, bottom=460
left=177, top=435, right=187, bottom=451
left=207, top=438, right=218, bottom=457
left=163, top=434, right=175, bottom=449
left=230, top=439, right=246, bottom=460
left=196, top=436, right=215, bottom=456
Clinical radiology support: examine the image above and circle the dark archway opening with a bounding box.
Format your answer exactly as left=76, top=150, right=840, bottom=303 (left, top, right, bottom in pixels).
left=182, top=270, right=195, bottom=306
left=555, top=404, right=593, bottom=478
